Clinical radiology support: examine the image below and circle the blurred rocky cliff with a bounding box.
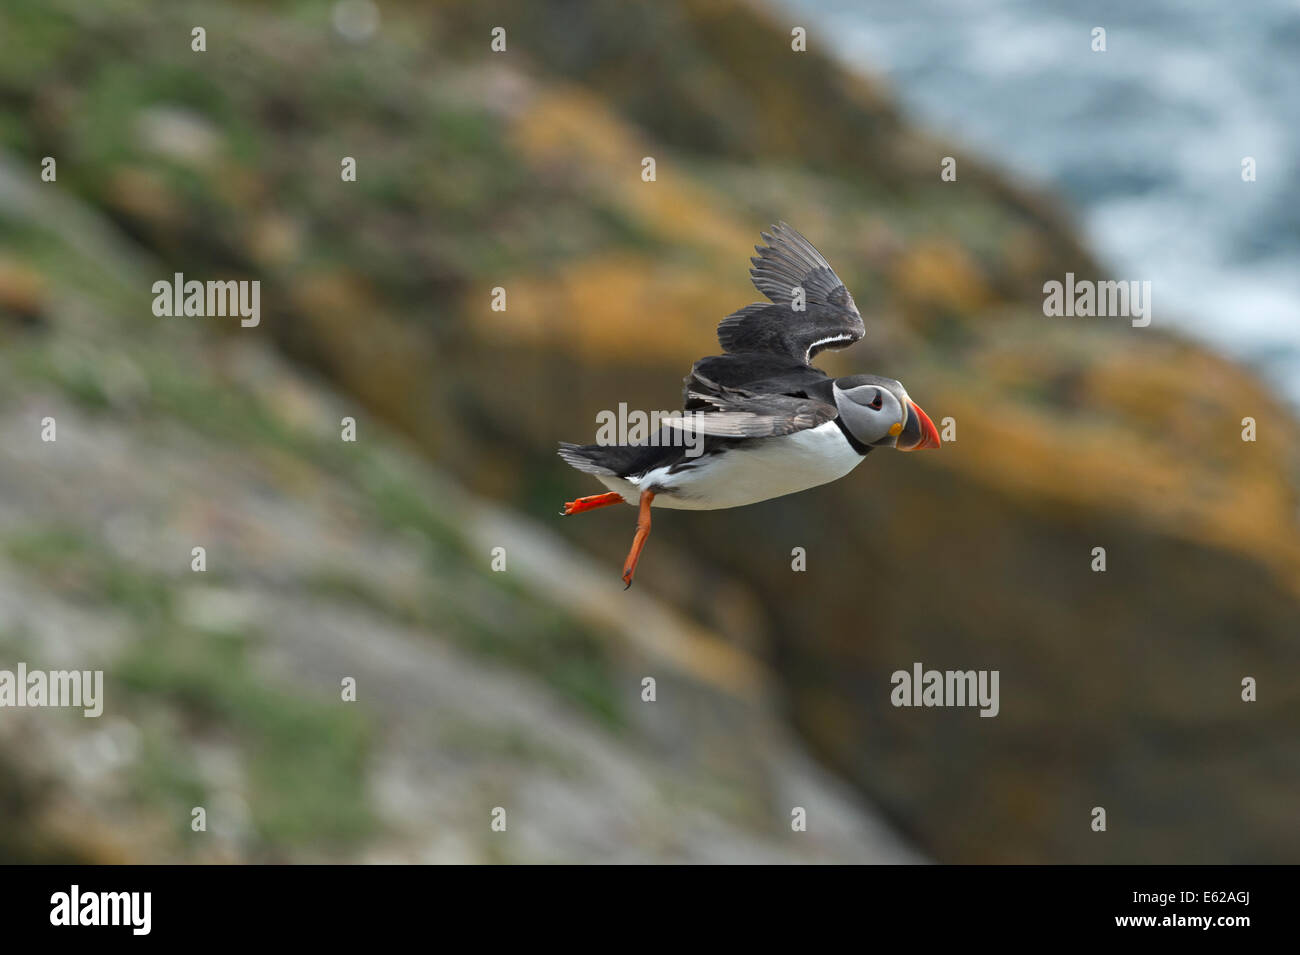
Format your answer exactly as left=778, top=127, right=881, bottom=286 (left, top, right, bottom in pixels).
left=1, top=0, right=1297, bottom=862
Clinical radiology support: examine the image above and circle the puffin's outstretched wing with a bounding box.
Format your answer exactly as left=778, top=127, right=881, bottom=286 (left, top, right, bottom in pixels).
left=666, top=392, right=837, bottom=438
left=715, top=222, right=865, bottom=365
left=666, top=360, right=837, bottom=438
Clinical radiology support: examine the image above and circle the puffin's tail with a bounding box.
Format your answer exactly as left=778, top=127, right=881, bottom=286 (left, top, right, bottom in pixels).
left=557, top=442, right=617, bottom=477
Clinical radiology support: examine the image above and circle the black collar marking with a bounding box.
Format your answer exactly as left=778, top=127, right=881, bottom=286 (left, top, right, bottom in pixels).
left=834, top=417, right=873, bottom=456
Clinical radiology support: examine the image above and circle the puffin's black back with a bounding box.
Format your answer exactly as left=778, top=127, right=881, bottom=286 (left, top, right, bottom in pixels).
left=557, top=433, right=748, bottom=479
left=684, top=352, right=835, bottom=407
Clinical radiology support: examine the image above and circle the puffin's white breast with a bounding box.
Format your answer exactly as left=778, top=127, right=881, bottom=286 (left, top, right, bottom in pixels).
left=597, top=422, right=865, bottom=511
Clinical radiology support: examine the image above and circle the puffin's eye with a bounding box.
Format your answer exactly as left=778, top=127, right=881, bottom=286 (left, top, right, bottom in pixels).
left=868, top=390, right=883, bottom=410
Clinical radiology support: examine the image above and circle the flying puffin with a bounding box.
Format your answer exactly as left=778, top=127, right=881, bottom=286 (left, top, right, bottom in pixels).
left=558, top=222, right=941, bottom=588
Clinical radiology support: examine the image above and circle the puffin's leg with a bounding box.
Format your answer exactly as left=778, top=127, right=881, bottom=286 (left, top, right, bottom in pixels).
left=561, top=491, right=624, bottom=516
left=621, top=490, right=655, bottom=589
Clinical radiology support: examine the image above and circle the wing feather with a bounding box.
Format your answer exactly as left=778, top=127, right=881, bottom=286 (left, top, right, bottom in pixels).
left=715, top=222, right=866, bottom=364
left=670, top=359, right=838, bottom=438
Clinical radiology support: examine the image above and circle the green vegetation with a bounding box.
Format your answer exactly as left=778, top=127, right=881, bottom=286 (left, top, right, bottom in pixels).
left=116, top=627, right=374, bottom=850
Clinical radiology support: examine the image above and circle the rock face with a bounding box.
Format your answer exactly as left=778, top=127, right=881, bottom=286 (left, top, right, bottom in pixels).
left=2, top=0, right=1298, bottom=863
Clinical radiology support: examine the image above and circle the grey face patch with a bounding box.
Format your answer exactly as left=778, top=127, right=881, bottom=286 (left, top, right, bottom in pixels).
left=832, top=375, right=909, bottom=447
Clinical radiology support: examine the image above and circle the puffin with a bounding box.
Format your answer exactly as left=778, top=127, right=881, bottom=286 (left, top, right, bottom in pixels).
left=558, top=222, right=941, bottom=588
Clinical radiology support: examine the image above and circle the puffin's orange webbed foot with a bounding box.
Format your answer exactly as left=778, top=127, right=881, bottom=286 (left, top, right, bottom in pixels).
left=561, top=492, right=624, bottom=516
left=621, top=490, right=655, bottom=589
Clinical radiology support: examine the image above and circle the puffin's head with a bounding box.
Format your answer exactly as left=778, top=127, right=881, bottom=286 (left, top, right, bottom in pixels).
left=832, top=375, right=941, bottom=451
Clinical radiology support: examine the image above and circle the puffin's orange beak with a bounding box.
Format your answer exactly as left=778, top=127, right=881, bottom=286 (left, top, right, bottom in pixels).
left=897, top=400, right=941, bottom=451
